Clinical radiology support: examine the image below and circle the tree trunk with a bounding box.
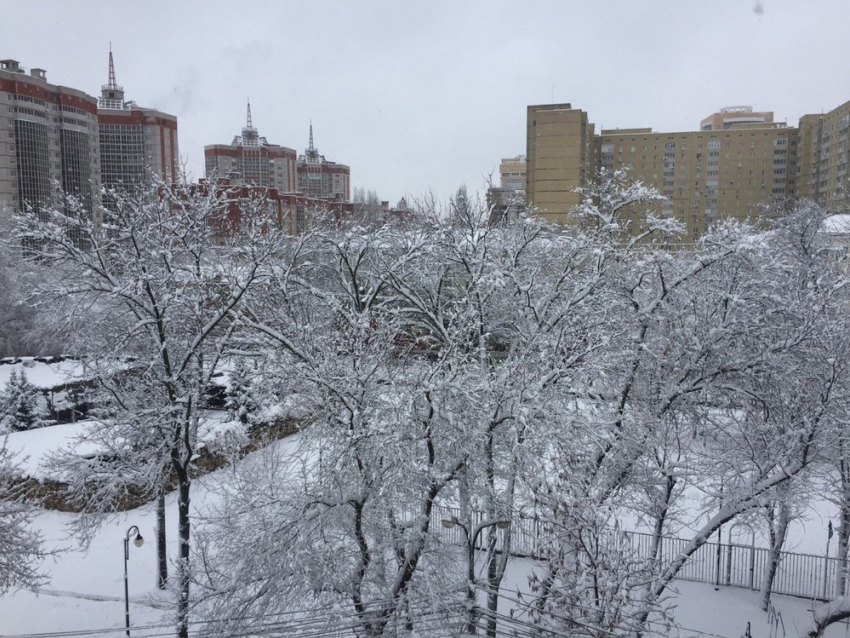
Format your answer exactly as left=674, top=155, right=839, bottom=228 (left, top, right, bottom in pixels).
left=835, top=463, right=850, bottom=598
left=633, top=473, right=676, bottom=638
left=485, top=524, right=511, bottom=638
left=156, top=489, right=168, bottom=590
left=761, top=502, right=789, bottom=611
left=649, top=473, right=675, bottom=564
left=175, top=463, right=191, bottom=638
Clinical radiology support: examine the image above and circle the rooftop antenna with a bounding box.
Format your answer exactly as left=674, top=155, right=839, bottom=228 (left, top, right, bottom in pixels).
left=308, top=121, right=315, bottom=153
left=107, top=42, right=118, bottom=90
left=247, top=97, right=253, bottom=128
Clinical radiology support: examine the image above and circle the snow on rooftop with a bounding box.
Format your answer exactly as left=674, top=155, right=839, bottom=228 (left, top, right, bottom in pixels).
left=0, top=357, right=90, bottom=390
left=822, top=214, right=850, bottom=235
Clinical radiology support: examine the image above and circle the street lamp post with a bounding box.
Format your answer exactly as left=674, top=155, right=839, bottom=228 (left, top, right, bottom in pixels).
left=123, top=525, right=145, bottom=638
left=442, top=515, right=510, bottom=635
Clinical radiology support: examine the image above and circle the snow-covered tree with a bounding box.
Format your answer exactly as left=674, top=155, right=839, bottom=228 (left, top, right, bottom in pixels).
left=0, top=250, right=66, bottom=358
left=195, top=176, right=688, bottom=636
left=0, top=370, right=45, bottom=433
left=181, top=178, right=850, bottom=638
left=224, top=359, right=259, bottom=426
left=521, top=193, right=850, bottom=637
left=0, top=441, right=46, bottom=593
left=352, top=187, right=385, bottom=229
left=195, top=218, right=473, bottom=636
left=18, top=178, right=289, bottom=638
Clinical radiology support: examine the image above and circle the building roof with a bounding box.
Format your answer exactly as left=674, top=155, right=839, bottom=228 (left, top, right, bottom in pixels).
left=822, top=214, right=850, bottom=235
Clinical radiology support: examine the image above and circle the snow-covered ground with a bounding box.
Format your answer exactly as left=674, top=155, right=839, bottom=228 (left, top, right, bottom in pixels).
left=3, top=411, right=244, bottom=481
left=496, top=558, right=846, bottom=638
left=0, top=434, right=301, bottom=637
left=628, top=482, right=837, bottom=557
left=4, top=422, right=100, bottom=480
left=1, top=492, right=843, bottom=637
left=0, top=423, right=844, bottom=637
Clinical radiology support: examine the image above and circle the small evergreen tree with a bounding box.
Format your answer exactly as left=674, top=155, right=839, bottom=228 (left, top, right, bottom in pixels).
left=0, top=370, right=43, bottom=432
left=225, top=360, right=258, bottom=426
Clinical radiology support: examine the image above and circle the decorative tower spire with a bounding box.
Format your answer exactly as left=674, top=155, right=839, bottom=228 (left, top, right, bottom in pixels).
left=107, top=42, right=118, bottom=90
left=304, top=122, right=322, bottom=164
left=100, top=43, right=126, bottom=109
left=241, top=98, right=259, bottom=145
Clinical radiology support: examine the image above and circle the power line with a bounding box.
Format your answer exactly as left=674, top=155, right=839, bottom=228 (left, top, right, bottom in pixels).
left=2, top=578, right=740, bottom=638
left=1, top=592, right=465, bottom=638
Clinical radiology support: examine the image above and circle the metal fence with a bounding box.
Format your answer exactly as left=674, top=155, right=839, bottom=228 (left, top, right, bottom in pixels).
left=431, top=505, right=842, bottom=602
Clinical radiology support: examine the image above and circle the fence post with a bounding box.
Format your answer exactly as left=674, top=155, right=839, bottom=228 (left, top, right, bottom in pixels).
left=726, top=541, right=733, bottom=586
left=823, top=528, right=832, bottom=600
left=748, top=533, right=756, bottom=590
left=534, top=517, right=540, bottom=559
left=823, top=555, right=830, bottom=600
left=715, top=529, right=723, bottom=589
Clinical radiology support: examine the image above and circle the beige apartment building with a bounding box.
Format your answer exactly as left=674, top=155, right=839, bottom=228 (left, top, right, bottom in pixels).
left=596, top=123, right=797, bottom=243
left=797, top=100, right=850, bottom=211
left=526, top=101, right=848, bottom=242
left=526, top=104, right=595, bottom=225
left=499, top=154, right=526, bottom=194
left=700, top=106, right=774, bottom=131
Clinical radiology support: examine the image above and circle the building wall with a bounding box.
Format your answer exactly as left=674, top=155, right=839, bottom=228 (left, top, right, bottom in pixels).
left=524, top=101, right=850, bottom=241
left=700, top=107, right=775, bottom=131
left=204, top=144, right=297, bottom=192
left=596, top=126, right=797, bottom=243
left=98, top=108, right=179, bottom=192
left=296, top=161, right=350, bottom=202
left=526, top=104, right=594, bottom=224
left=797, top=101, right=850, bottom=211
left=499, top=155, right=526, bottom=193
left=0, top=61, right=101, bottom=235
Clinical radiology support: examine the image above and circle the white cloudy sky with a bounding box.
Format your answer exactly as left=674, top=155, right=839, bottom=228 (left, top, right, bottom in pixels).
left=3, top=0, right=848, bottom=203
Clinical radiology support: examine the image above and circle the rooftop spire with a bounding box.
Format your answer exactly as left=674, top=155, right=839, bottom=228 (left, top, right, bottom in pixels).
left=107, top=42, right=117, bottom=90
left=100, top=43, right=126, bottom=109
left=246, top=97, right=253, bottom=129
left=308, top=122, right=314, bottom=152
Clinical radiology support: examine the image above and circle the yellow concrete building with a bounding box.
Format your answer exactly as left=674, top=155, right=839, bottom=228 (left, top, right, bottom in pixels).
left=526, top=104, right=595, bottom=225
left=797, top=100, right=850, bottom=212
left=596, top=125, right=797, bottom=243
left=499, top=155, right=527, bottom=194
left=700, top=106, right=775, bottom=131
left=526, top=101, right=849, bottom=242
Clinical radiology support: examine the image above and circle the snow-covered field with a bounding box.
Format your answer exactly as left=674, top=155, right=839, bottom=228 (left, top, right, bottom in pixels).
left=0, top=488, right=843, bottom=638
left=0, top=423, right=843, bottom=637
left=0, top=434, right=301, bottom=637
left=3, top=422, right=100, bottom=480
left=496, top=559, right=847, bottom=638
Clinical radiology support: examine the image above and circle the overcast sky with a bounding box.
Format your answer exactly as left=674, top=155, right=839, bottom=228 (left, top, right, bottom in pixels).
left=3, top=0, right=849, bottom=204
